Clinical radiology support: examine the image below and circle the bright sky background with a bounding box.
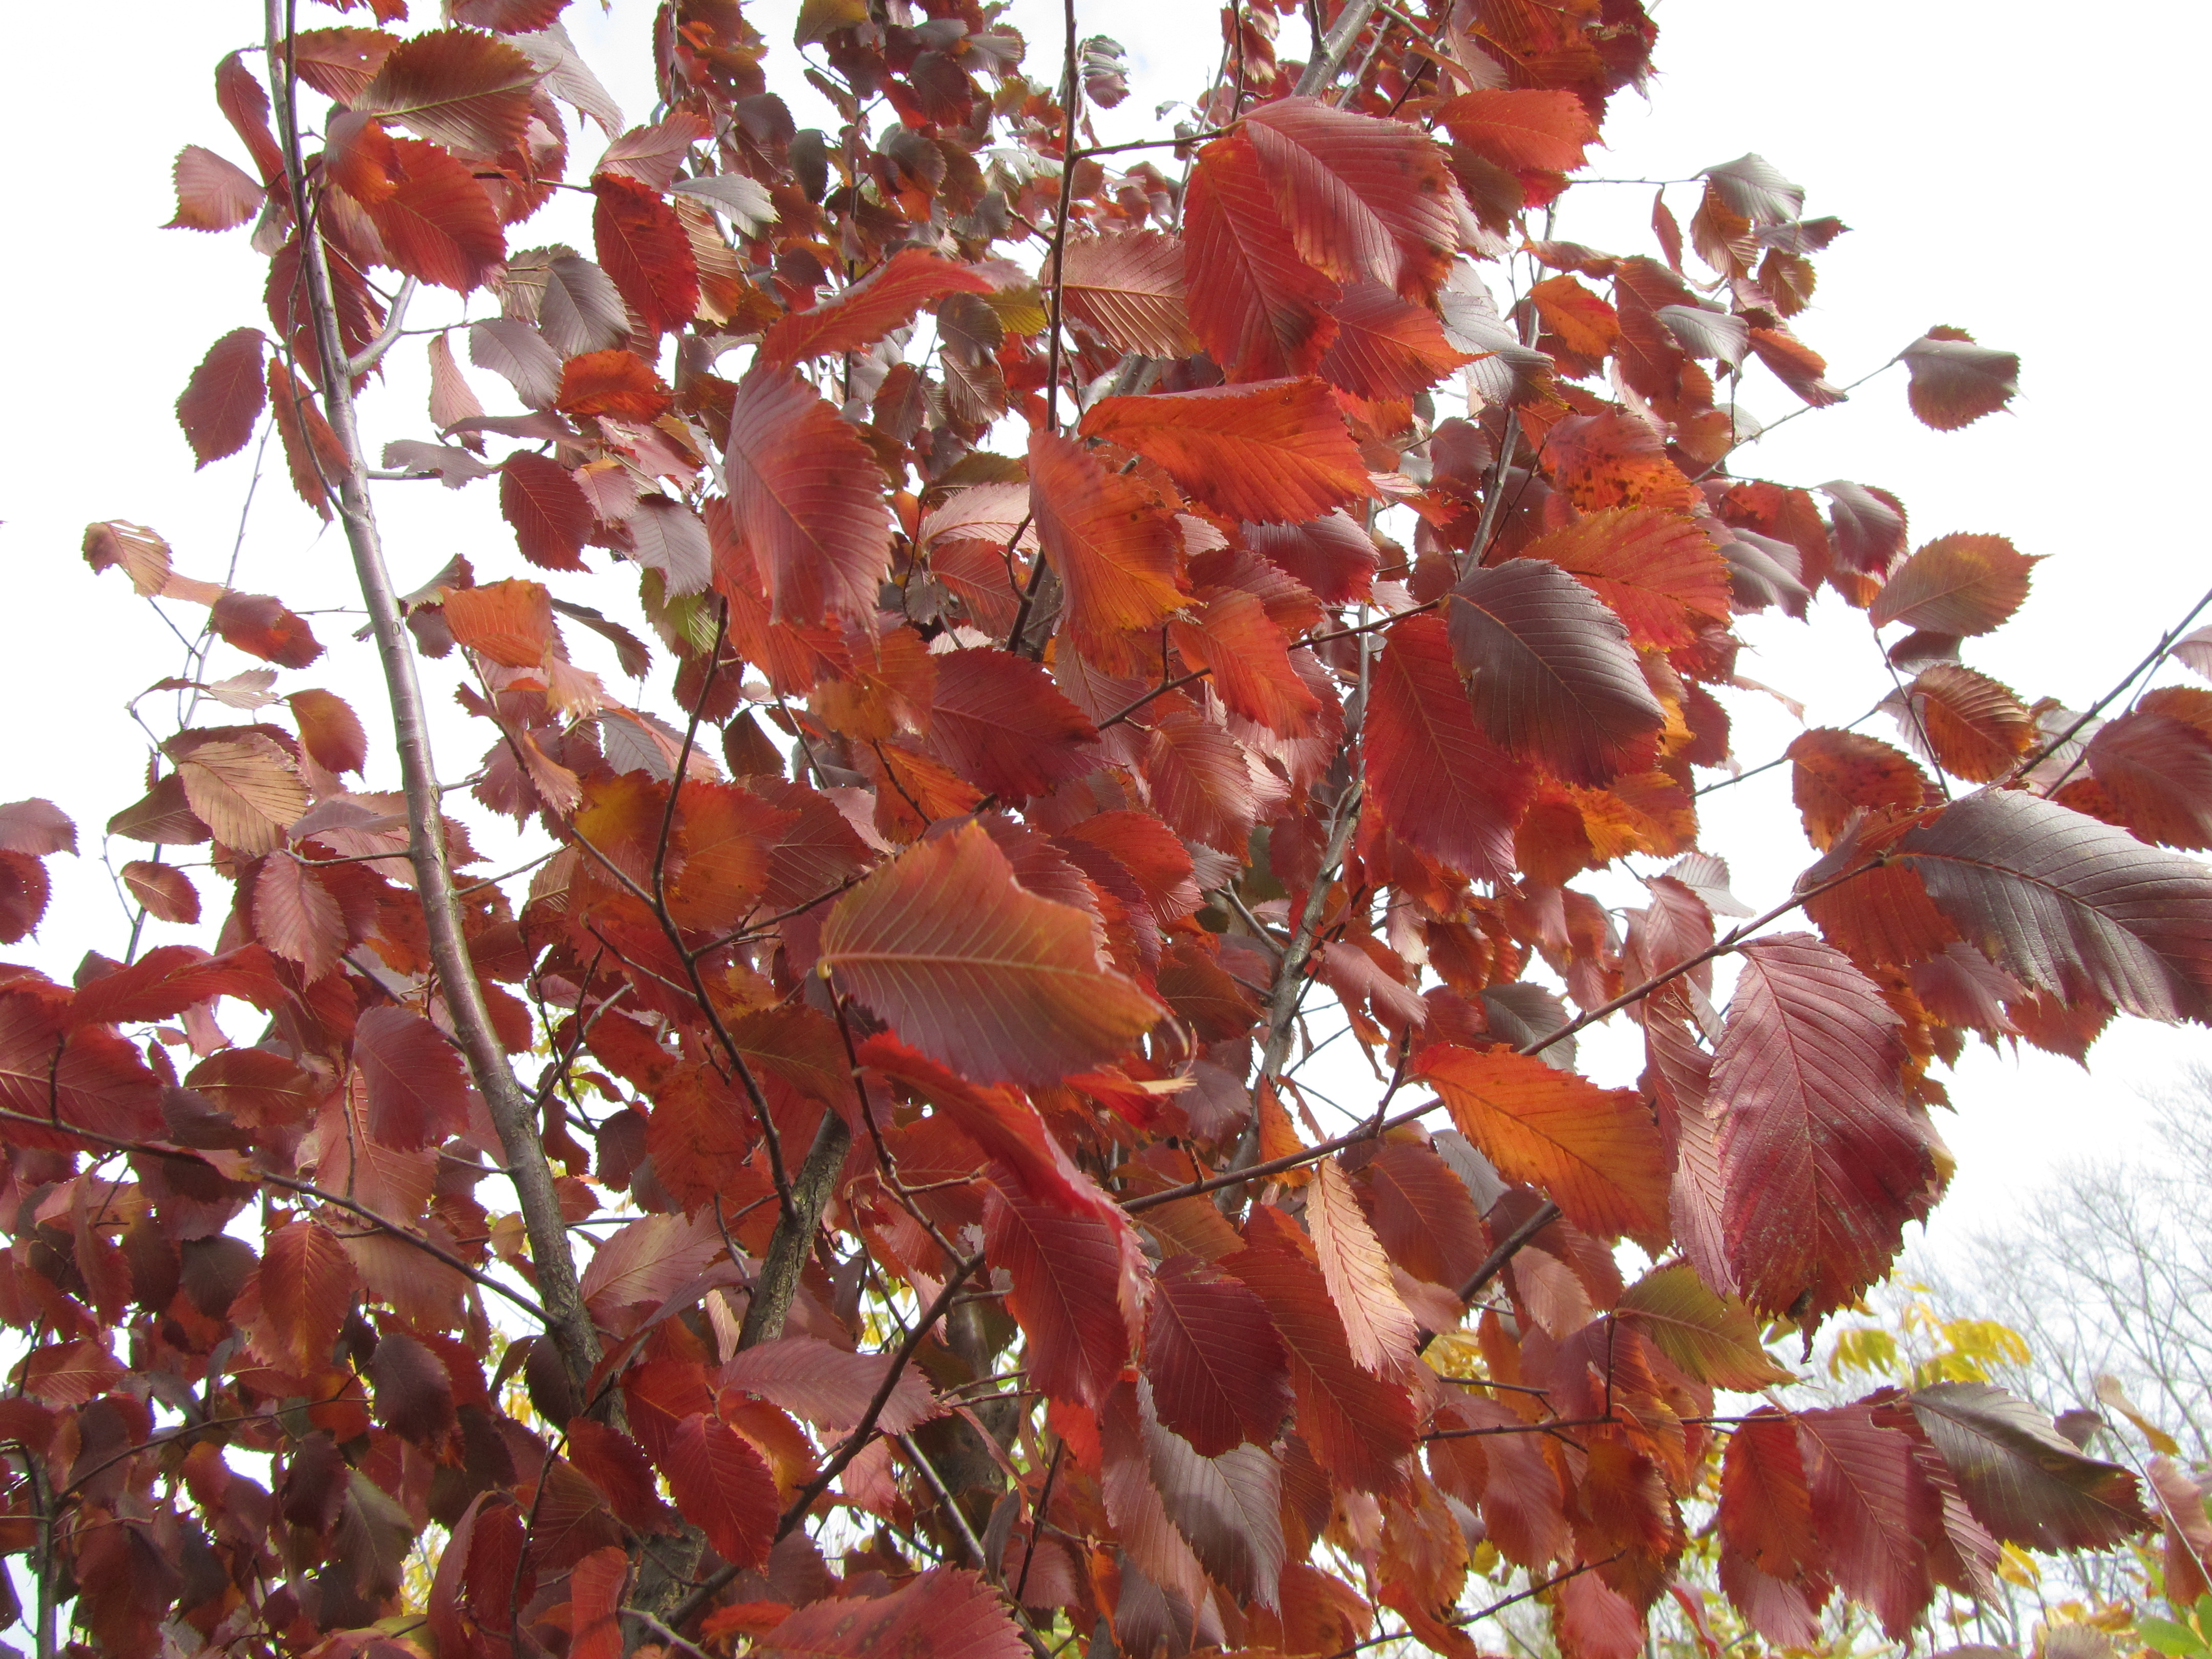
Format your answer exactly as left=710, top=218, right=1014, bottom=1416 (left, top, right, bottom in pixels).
left=2, top=0, right=2202, bottom=1269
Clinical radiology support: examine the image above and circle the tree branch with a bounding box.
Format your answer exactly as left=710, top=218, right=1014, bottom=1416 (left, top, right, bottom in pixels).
left=264, top=0, right=599, bottom=1392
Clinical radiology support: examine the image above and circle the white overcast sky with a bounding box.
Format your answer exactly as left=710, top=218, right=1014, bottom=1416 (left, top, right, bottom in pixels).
left=2, top=0, right=2201, bottom=1259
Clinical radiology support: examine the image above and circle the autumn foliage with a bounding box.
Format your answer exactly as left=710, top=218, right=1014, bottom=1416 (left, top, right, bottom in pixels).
left=10, top=1, right=2212, bottom=1657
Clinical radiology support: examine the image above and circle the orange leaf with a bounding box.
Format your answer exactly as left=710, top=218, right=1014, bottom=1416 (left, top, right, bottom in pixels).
left=1184, top=132, right=1341, bottom=382
left=758, top=247, right=996, bottom=369
left=1171, top=588, right=1320, bottom=737
left=1518, top=508, right=1731, bottom=652
left=725, top=366, right=892, bottom=624
left=592, top=173, right=698, bottom=334
left=1414, top=1044, right=1670, bottom=1247
left=556, top=349, right=672, bottom=421
left=443, top=578, right=557, bottom=668
left=1026, top=429, right=1185, bottom=660
left=1438, top=89, right=1599, bottom=175
left=820, top=821, right=1163, bottom=1086
left=1079, top=378, right=1370, bottom=525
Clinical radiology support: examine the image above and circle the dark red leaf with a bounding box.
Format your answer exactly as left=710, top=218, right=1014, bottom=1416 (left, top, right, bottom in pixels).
left=176, top=329, right=269, bottom=467
left=353, top=1004, right=472, bottom=1151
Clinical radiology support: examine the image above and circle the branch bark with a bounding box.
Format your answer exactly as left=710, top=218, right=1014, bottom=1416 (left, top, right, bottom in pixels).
left=264, top=0, right=600, bottom=1393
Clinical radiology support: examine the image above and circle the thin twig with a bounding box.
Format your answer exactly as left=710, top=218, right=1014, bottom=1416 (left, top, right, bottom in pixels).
left=2015, top=581, right=2212, bottom=791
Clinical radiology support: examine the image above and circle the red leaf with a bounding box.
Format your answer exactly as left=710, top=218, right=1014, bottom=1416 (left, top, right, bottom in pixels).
left=1144, top=1254, right=1291, bottom=1457
left=0, top=800, right=76, bottom=857
left=820, top=822, right=1163, bottom=1086
left=759, top=247, right=996, bottom=369
left=1785, top=729, right=1934, bottom=852
left=721, top=1335, right=940, bottom=1435
left=1448, top=557, right=1665, bottom=785
left=1171, top=588, right=1320, bottom=737
left=1227, top=1208, right=1418, bottom=1498
left=566, top=1420, right=680, bottom=1534
left=254, top=856, right=349, bottom=981
left=1868, top=534, right=2036, bottom=636
left=168, top=144, right=265, bottom=232
left=288, top=689, right=369, bottom=775
left=660, top=1411, right=775, bottom=1569
left=567, top=1546, right=627, bottom=1659
left=926, top=649, right=1101, bottom=800
left=354, top=29, right=542, bottom=156
left=987, top=1180, right=1131, bottom=1408
left=1439, top=89, right=1599, bottom=175
left=1241, top=97, right=1462, bottom=302
left=1364, top=613, right=1530, bottom=882
left=215, top=52, right=286, bottom=182
left=367, top=138, right=505, bottom=291
left=176, top=329, right=269, bottom=467
left=1080, top=378, right=1371, bottom=526
left=1141, top=709, right=1260, bottom=853
left=500, top=452, right=593, bottom=571
left=0, top=857, right=48, bottom=947
left=1899, top=789, right=2212, bottom=1023
left=353, top=1004, right=472, bottom=1151
left=1520, top=508, right=1732, bottom=653
left=1317, top=282, right=1473, bottom=399
left=591, top=174, right=698, bottom=334
left=121, top=861, right=200, bottom=926
left=260, top=1219, right=358, bottom=1372
left=1184, top=132, right=1341, bottom=381
left=556, top=349, right=672, bottom=421
left=1243, top=511, right=1378, bottom=606
left=211, top=592, right=325, bottom=669
left=1719, top=1410, right=1822, bottom=1582
left=1026, top=429, right=1185, bottom=660
left=1713, top=934, right=1938, bottom=1319
left=1054, top=230, right=1195, bottom=358
left=371, top=1327, right=458, bottom=1441
left=67, top=943, right=285, bottom=1029
left=724, top=365, right=892, bottom=625
left=1794, top=1405, right=1941, bottom=1638
left=749, top=1569, right=1029, bottom=1659
left=665, top=779, right=796, bottom=933
left=2086, top=689, right=2212, bottom=849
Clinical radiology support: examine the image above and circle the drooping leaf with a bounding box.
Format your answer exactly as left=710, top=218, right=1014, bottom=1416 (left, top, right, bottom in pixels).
left=1712, top=934, right=1938, bottom=1319
left=1449, top=558, right=1666, bottom=784
left=819, top=821, right=1163, bottom=1086
left=177, top=328, right=268, bottom=467
left=1306, top=1159, right=1418, bottom=1378
left=353, top=1004, right=472, bottom=1152
left=1899, top=330, right=2019, bottom=431
left=2084, top=689, right=2212, bottom=850
left=259, top=1219, right=358, bottom=1372
left=1414, top=1044, right=1670, bottom=1247
left=367, top=138, right=506, bottom=291
left=167, top=144, right=265, bottom=231
left=591, top=173, right=698, bottom=334
left=1142, top=1393, right=1287, bottom=1610
left=724, top=365, right=892, bottom=625
left=1888, top=664, right=2035, bottom=781
left=1143, top=1254, right=1291, bottom=1457
left=1079, top=378, right=1371, bottom=526
left=1364, top=614, right=1530, bottom=883
left=1908, top=1381, right=2151, bottom=1552
left=660, top=1411, right=775, bottom=1569
left=354, top=29, right=542, bottom=157
left=1184, top=131, right=1341, bottom=381
left=1719, top=1410, right=1822, bottom=1582
left=987, top=1180, right=1131, bottom=1409
left=1899, top=789, right=2212, bottom=1023
left=1794, top=1405, right=1941, bottom=1638
left=1054, top=230, right=1195, bottom=358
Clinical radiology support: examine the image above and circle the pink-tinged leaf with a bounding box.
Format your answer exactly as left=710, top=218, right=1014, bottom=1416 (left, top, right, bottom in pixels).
left=167, top=144, right=265, bottom=231
left=1869, top=534, right=2036, bottom=636
left=1026, top=429, right=1185, bottom=660
left=444, top=578, right=557, bottom=668
left=1241, top=97, right=1462, bottom=302
left=987, top=1181, right=1131, bottom=1408
left=725, top=365, right=892, bottom=625
left=1907, top=1381, right=2150, bottom=1551
left=254, top=855, right=348, bottom=982
left=1243, top=511, right=1378, bottom=606
left=1899, top=789, right=2212, bottom=1023
left=1713, top=934, right=1939, bottom=1320
left=1415, top=1044, right=1670, bottom=1247
left=1306, top=1159, right=1418, bottom=1377
left=926, top=649, right=1101, bottom=800
left=1899, top=330, right=2019, bottom=432
left=288, top=689, right=369, bottom=775
left=367, top=138, right=505, bottom=291
left=1079, top=378, right=1371, bottom=526
left=353, top=29, right=542, bottom=157
left=169, top=733, right=309, bottom=854
left=1144, top=1254, right=1291, bottom=1457
left=353, top=1004, right=471, bottom=1151
left=567, top=1546, right=627, bottom=1659
left=660, top=1411, right=775, bottom=1569
left=759, top=247, right=996, bottom=369
left=1141, top=1390, right=1286, bottom=1610
left=580, top=1213, right=724, bottom=1317
left=1365, top=614, right=1530, bottom=883
left=749, top=1569, right=1029, bottom=1659
left=177, top=328, right=268, bottom=467
left=259, top=1219, right=358, bottom=1372
left=1227, top=1209, right=1419, bottom=1498
left=1141, top=709, right=1259, bottom=854
left=1184, top=132, right=1341, bottom=381
left=500, top=452, right=593, bottom=571
left=1438, top=89, right=1600, bottom=175
left=1448, top=558, right=1665, bottom=785
left=18, top=1339, right=125, bottom=1407
left=121, top=861, right=200, bottom=925
left=2083, top=688, right=2212, bottom=850
left=720, top=1336, right=940, bottom=1435
left=1794, top=1405, right=1941, bottom=1638
left=1054, top=230, right=1195, bottom=358
left=592, top=173, right=698, bottom=334
left=820, top=822, right=1163, bottom=1087
left=0, top=801, right=76, bottom=858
